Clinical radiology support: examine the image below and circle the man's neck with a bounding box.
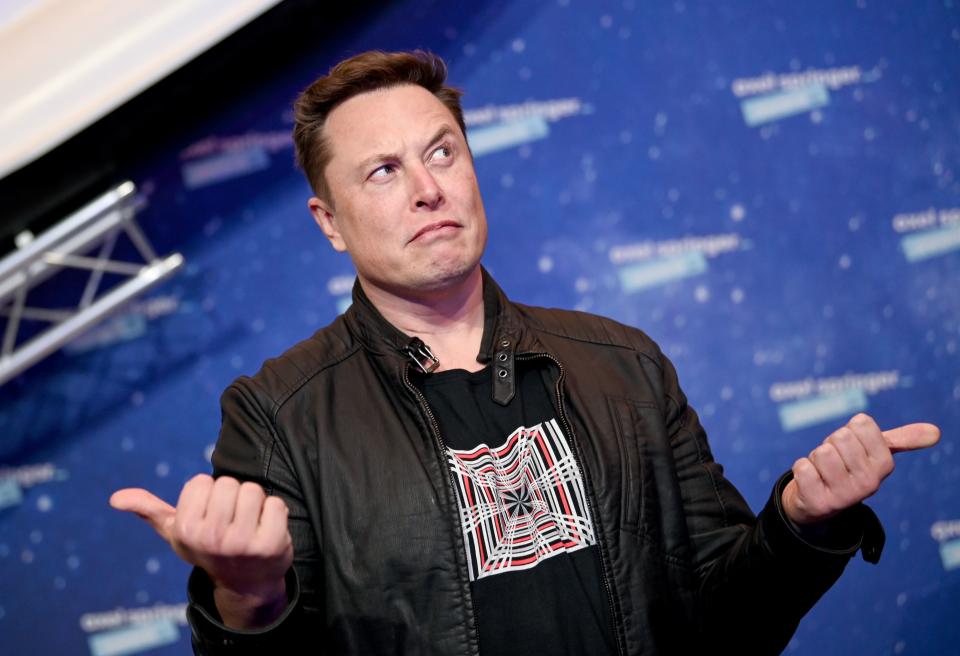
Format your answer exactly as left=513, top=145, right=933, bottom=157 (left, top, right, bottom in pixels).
left=360, top=267, right=486, bottom=373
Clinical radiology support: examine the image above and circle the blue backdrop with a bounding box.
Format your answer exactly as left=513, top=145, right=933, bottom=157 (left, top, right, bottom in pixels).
left=2, top=1, right=958, bottom=654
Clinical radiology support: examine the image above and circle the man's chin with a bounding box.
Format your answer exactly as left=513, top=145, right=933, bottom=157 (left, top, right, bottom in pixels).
left=413, top=261, right=481, bottom=292
left=360, top=260, right=480, bottom=301
left=374, top=261, right=481, bottom=300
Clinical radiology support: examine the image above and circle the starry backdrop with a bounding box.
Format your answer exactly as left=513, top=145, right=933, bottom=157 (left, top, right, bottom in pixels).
left=1, top=1, right=959, bottom=654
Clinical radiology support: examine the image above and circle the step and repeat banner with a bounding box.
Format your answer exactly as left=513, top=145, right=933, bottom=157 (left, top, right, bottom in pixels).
left=1, top=1, right=958, bottom=654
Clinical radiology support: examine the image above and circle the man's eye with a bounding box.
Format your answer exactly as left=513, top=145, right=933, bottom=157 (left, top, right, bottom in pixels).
left=370, top=164, right=395, bottom=179
left=430, top=145, right=453, bottom=162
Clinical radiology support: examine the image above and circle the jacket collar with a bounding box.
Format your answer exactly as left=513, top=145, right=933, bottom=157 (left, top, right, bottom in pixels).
left=344, top=267, right=523, bottom=357
left=343, top=267, right=531, bottom=404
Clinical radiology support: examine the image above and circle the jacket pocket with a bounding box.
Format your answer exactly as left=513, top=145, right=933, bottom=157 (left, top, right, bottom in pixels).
left=609, top=395, right=695, bottom=556
left=606, top=396, right=658, bottom=534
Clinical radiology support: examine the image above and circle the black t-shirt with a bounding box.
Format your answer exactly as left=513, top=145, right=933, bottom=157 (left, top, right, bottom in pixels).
left=414, top=362, right=617, bottom=656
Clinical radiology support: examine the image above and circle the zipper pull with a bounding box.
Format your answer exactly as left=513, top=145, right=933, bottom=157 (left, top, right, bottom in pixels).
left=403, top=337, right=440, bottom=373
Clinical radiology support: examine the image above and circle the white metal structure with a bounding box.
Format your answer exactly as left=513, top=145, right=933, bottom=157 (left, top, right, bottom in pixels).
left=0, top=181, right=184, bottom=385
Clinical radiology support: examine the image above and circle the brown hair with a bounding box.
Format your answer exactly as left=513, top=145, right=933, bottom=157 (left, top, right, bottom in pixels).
left=292, top=50, right=466, bottom=204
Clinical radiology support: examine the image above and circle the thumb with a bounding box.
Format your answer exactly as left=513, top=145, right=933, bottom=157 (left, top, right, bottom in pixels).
left=110, top=488, right=176, bottom=543
left=883, top=423, right=941, bottom=454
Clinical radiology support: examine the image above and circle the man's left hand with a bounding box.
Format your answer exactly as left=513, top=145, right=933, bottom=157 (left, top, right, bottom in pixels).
left=782, top=413, right=940, bottom=526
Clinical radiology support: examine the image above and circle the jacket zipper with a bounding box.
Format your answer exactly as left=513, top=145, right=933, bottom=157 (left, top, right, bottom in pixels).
left=516, top=352, right=627, bottom=656
left=401, top=363, right=482, bottom=656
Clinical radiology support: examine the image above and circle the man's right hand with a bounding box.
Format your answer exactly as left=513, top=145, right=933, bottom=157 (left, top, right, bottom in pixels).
left=110, top=474, right=293, bottom=629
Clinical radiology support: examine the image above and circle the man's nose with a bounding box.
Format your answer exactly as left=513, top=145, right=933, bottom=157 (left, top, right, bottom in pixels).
left=410, top=165, right=444, bottom=211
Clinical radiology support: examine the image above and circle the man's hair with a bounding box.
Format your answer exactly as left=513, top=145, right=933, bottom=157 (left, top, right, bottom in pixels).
left=292, top=50, right=466, bottom=204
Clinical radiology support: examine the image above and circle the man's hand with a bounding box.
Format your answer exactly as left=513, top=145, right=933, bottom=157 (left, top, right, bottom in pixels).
left=781, top=413, right=940, bottom=526
left=110, top=474, right=293, bottom=628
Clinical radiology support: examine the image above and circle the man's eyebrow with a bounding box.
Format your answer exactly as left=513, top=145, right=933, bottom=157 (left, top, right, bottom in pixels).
left=422, top=125, right=456, bottom=154
left=357, top=149, right=401, bottom=174
left=356, top=125, right=457, bottom=174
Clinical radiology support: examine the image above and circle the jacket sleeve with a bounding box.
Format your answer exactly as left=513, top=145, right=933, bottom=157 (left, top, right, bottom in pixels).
left=658, top=349, right=885, bottom=654
left=186, top=380, right=323, bottom=655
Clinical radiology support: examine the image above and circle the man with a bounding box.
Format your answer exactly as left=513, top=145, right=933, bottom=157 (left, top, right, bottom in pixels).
left=110, top=51, right=940, bottom=655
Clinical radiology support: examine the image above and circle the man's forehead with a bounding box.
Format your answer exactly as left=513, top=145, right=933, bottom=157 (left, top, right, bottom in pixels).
left=325, top=85, right=457, bottom=159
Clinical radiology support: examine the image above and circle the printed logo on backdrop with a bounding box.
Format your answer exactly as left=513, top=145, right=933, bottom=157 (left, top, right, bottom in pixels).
left=63, top=296, right=181, bottom=355
left=891, top=206, right=960, bottom=262
left=768, top=370, right=907, bottom=431
left=610, top=232, right=750, bottom=294
left=465, top=98, right=589, bottom=157
left=0, top=463, right=68, bottom=512
left=80, top=604, right=187, bottom=656
left=731, top=65, right=877, bottom=127
left=180, top=131, right=292, bottom=190
left=327, top=274, right=355, bottom=315
left=447, top=419, right=596, bottom=581
left=931, top=520, right=960, bottom=572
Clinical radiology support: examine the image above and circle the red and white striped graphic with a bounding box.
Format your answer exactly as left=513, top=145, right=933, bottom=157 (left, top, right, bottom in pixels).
left=446, top=419, right=596, bottom=581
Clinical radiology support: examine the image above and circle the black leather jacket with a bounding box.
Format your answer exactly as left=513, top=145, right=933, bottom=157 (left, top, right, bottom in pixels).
left=187, top=270, right=883, bottom=655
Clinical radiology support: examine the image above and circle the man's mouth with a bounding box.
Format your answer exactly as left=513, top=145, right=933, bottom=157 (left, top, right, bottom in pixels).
left=409, top=221, right=460, bottom=243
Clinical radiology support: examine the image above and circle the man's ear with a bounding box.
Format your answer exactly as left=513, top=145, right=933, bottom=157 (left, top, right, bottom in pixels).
left=308, top=197, right=347, bottom=253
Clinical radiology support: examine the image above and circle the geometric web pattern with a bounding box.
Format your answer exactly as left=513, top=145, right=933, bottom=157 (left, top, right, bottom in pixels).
left=447, top=419, right=597, bottom=581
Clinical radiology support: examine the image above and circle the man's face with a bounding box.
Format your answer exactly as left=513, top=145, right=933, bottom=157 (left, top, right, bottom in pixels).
left=309, top=84, right=488, bottom=299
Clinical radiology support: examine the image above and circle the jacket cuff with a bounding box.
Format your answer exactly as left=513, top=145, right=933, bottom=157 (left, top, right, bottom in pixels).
left=187, top=566, right=301, bottom=654
left=762, top=471, right=885, bottom=565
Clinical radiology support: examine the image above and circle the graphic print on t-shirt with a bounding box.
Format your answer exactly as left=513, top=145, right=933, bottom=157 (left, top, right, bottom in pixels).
left=447, top=418, right=597, bottom=581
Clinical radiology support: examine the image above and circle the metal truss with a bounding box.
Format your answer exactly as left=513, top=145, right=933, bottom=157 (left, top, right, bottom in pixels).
left=0, top=181, right=184, bottom=386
